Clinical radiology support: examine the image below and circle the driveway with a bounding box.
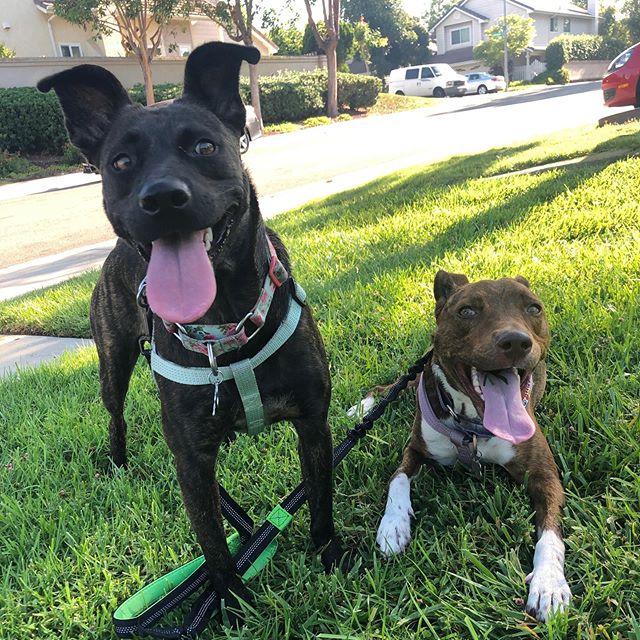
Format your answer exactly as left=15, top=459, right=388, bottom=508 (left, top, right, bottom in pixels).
left=0, top=81, right=625, bottom=269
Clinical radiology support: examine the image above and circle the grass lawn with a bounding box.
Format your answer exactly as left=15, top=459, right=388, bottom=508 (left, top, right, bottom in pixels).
left=0, top=150, right=83, bottom=186
left=1, top=121, right=639, bottom=639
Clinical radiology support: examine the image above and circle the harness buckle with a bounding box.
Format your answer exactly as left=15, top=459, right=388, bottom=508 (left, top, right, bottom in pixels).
left=268, top=254, right=285, bottom=287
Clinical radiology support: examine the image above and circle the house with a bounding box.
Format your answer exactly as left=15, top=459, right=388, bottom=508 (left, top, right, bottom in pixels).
left=0, top=0, right=278, bottom=59
left=429, top=0, right=599, bottom=77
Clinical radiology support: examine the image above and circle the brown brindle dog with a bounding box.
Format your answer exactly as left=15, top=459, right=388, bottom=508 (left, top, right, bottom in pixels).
left=371, top=270, right=571, bottom=622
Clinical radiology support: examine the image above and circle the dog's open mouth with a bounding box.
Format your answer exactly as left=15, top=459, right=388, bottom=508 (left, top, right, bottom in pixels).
left=454, top=364, right=536, bottom=444
left=145, top=218, right=232, bottom=325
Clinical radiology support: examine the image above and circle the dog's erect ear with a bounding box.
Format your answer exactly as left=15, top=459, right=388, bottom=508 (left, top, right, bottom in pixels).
left=182, top=42, right=260, bottom=135
left=514, top=275, right=530, bottom=288
left=37, top=65, right=132, bottom=165
left=434, top=270, right=469, bottom=316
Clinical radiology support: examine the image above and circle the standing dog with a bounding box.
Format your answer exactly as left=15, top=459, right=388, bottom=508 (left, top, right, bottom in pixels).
left=373, top=271, right=571, bottom=622
left=39, top=43, right=345, bottom=621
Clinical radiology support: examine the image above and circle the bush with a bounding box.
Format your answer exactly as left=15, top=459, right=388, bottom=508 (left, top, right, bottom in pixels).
left=531, top=68, right=571, bottom=85
left=0, top=88, right=67, bottom=154
left=0, top=71, right=381, bottom=154
left=546, top=34, right=606, bottom=70
left=0, top=150, right=34, bottom=180
left=337, top=72, right=381, bottom=110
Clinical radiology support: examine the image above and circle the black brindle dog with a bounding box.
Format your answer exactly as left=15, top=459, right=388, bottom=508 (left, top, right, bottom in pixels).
left=39, top=43, right=344, bottom=621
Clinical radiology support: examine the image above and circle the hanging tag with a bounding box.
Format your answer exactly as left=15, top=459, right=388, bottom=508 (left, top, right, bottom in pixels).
left=212, top=381, right=220, bottom=416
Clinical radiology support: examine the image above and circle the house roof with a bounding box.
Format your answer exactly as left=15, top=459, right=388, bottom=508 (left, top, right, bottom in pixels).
left=430, top=5, right=489, bottom=30
left=430, top=46, right=475, bottom=64
left=431, top=0, right=592, bottom=28
left=510, top=0, right=592, bottom=15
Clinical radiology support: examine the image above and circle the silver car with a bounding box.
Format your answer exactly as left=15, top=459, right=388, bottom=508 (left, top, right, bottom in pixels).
left=465, top=72, right=506, bottom=94
left=241, top=105, right=262, bottom=154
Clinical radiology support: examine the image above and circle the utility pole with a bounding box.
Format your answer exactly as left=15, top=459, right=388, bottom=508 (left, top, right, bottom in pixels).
left=503, top=0, right=509, bottom=89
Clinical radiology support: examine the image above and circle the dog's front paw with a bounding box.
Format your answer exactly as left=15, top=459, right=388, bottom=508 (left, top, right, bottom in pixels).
left=525, top=567, right=571, bottom=622
left=376, top=510, right=412, bottom=556
left=347, top=396, right=376, bottom=419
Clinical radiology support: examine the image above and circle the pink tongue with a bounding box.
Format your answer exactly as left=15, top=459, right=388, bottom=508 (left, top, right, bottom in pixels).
left=146, top=230, right=216, bottom=324
left=480, top=369, right=535, bottom=444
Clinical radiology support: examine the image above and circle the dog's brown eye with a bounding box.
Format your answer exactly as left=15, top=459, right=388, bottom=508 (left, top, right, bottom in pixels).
left=112, top=154, right=131, bottom=171
left=194, top=140, right=216, bottom=155
left=527, top=303, right=542, bottom=315
left=458, top=306, right=477, bottom=318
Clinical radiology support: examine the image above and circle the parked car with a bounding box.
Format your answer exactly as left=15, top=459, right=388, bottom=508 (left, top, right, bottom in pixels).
left=464, top=72, right=506, bottom=94
left=602, top=42, right=640, bottom=108
left=241, top=105, right=262, bottom=153
left=388, top=63, right=467, bottom=98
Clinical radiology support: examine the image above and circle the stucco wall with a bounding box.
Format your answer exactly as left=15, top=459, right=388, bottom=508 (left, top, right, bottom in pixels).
left=0, top=55, right=328, bottom=89
left=531, top=14, right=595, bottom=50
left=565, top=59, right=609, bottom=81
left=0, top=1, right=56, bottom=57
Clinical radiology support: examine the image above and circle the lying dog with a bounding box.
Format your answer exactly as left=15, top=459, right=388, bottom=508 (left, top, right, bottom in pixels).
left=39, top=43, right=345, bottom=621
left=368, top=271, right=571, bottom=622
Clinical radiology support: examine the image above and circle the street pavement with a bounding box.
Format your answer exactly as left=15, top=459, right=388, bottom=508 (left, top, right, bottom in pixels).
left=0, top=82, right=632, bottom=375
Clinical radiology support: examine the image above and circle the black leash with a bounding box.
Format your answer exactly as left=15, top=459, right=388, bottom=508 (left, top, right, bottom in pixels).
left=113, top=352, right=430, bottom=638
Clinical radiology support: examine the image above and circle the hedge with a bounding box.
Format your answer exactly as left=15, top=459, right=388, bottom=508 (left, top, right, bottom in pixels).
left=0, top=88, right=67, bottom=154
left=545, top=34, right=624, bottom=71
left=1, top=71, right=381, bottom=155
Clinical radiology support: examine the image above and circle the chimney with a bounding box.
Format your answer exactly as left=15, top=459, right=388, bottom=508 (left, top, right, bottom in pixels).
left=587, top=0, right=599, bottom=34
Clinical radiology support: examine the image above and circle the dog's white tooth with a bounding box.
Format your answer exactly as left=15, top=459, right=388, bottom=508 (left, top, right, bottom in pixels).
left=204, top=227, right=213, bottom=252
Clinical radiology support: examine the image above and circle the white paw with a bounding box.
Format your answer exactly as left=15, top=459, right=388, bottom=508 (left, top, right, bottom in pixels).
left=525, top=566, right=572, bottom=622
left=376, top=510, right=413, bottom=556
left=347, top=395, right=376, bottom=419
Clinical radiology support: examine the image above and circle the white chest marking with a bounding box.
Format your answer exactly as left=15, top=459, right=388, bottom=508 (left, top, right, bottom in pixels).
left=420, top=415, right=516, bottom=467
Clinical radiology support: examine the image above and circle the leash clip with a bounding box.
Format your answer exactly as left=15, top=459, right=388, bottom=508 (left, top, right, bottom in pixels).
left=207, top=343, right=221, bottom=416
left=136, top=277, right=149, bottom=310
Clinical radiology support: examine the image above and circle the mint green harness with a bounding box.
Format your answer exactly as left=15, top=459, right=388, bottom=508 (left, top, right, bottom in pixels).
left=150, top=281, right=306, bottom=434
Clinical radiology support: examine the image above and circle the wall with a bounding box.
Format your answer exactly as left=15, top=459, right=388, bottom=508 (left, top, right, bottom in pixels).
left=531, top=14, right=595, bottom=50
left=0, top=55, right=328, bottom=89
left=565, top=59, right=609, bottom=81
left=0, top=1, right=56, bottom=57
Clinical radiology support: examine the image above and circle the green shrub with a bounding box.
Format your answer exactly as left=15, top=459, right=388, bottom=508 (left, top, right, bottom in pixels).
left=129, top=83, right=183, bottom=105
left=337, top=72, right=381, bottom=110
left=253, top=71, right=325, bottom=123
left=302, top=116, right=332, bottom=127
left=546, top=34, right=605, bottom=70
left=531, top=68, right=571, bottom=85
left=0, top=88, right=67, bottom=154
left=0, top=150, right=33, bottom=179
left=336, top=113, right=352, bottom=121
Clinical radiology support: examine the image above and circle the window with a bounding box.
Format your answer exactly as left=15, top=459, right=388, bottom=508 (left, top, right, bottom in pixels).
left=405, top=68, right=419, bottom=80
left=60, top=44, right=82, bottom=58
left=450, top=26, right=470, bottom=46
left=563, top=18, right=571, bottom=33
left=421, top=66, right=435, bottom=79
left=550, top=17, right=558, bottom=32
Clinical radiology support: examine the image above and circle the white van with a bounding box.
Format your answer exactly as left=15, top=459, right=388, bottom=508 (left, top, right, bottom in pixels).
left=388, top=63, right=468, bottom=98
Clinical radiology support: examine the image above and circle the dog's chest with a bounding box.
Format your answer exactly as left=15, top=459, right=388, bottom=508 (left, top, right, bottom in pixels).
left=419, top=417, right=516, bottom=467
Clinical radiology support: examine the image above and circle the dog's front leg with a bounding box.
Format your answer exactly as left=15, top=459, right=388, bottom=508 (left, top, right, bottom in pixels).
left=505, top=431, right=571, bottom=622
left=292, top=416, right=345, bottom=571
left=164, top=414, right=250, bottom=626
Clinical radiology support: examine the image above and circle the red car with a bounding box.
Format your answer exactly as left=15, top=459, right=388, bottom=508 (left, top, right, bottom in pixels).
left=602, top=42, right=640, bottom=107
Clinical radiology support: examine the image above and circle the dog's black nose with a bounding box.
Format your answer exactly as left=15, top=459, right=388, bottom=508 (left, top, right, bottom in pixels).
left=138, top=178, right=191, bottom=215
left=496, top=330, right=533, bottom=357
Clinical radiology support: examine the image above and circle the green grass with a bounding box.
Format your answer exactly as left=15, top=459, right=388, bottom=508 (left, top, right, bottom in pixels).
left=0, top=150, right=82, bottom=185
left=1, top=122, right=640, bottom=638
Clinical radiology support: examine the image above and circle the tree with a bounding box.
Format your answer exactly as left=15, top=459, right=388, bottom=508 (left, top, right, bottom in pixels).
left=302, top=20, right=354, bottom=70
left=261, top=6, right=303, bottom=55
left=622, top=0, right=640, bottom=43
left=474, top=15, right=535, bottom=75
left=302, top=0, right=340, bottom=118
left=0, top=43, right=15, bottom=58
left=352, top=17, right=388, bottom=72
left=199, top=1, right=264, bottom=129
left=53, top=0, right=195, bottom=105
left=342, top=0, right=432, bottom=76
left=424, top=0, right=457, bottom=30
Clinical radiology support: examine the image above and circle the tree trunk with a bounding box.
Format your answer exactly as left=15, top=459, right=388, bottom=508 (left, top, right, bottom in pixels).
left=248, top=62, right=263, bottom=132
left=325, top=39, right=338, bottom=118
left=140, top=52, right=155, bottom=106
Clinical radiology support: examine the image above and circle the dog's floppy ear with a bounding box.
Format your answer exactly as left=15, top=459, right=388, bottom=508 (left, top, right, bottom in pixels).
left=434, top=270, right=469, bottom=316
left=514, top=275, right=530, bottom=288
left=37, top=65, right=132, bottom=166
left=182, top=42, right=260, bottom=136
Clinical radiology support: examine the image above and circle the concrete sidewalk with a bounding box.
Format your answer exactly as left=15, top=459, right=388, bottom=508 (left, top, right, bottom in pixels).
left=0, top=171, right=101, bottom=202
